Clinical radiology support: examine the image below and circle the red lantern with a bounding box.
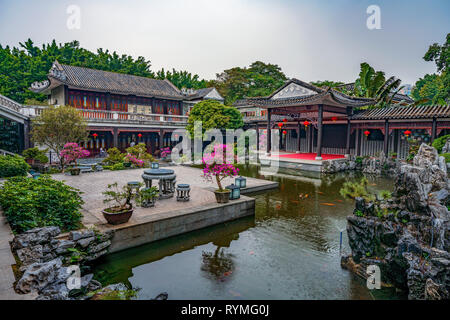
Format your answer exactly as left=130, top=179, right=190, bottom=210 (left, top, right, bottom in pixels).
left=92, top=133, right=98, bottom=139
left=364, top=130, right=370, bottom=137
left=137, top=133, right=142, bottom=138
left=303, top=120, right=310, bottom=128
left=283, top=118, right=287, bottom=123
left=331, top=116, right=338, bottom=122
left=282, top=130, right=287, bottom=135
left=404, top=130, right=411, bottom=137
left=278, top=122, right=283, bottom=129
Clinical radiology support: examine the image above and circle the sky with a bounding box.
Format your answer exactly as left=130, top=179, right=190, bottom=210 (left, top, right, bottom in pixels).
left=0, top=0, right=449, bottom=85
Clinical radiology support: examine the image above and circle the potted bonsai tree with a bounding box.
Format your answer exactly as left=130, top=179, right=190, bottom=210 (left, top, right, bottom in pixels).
left=202, top=144, right=239, bottom=204
left=60, top=142, right=90, bottom=175
left=102, top=182, right=139, bottom=225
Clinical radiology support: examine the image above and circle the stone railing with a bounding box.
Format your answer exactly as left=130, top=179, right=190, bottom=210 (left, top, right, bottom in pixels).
left=0, top=94, right=23, bottom=113
left=78, top=109, right=188, bottom=125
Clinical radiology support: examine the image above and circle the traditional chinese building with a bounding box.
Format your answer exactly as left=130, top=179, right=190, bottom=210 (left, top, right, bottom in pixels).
left=235, top=79, right=450, bottom=160
left=28, top=61, right=223, bottom=156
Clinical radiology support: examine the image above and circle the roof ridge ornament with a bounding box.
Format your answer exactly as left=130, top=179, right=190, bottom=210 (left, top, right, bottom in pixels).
left=49, top=61, right=67, bottom=81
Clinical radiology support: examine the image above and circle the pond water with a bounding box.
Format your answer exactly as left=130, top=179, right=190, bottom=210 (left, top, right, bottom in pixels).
left=92, top=165, right=406, bottom=300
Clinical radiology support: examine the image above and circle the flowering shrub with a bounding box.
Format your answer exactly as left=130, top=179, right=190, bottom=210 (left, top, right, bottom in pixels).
left=60, top=142, right=90, bottom=166
left=161, top=147, right=172, bottom=158
left=202, top=144, right=239, bottom=191
left=124, top=153, right=145, bottom=167
left=203, top=144, right=235, bottom=165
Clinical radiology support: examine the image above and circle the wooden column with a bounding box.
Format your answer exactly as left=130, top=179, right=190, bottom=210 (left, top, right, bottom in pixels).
left=297, top=122, right=301, bottom=153
left=113, top=128, right=118, bottom=148
left=315, top=104, right=323, bottom=160
left=355, top=129, right=361, bottom=156
left=431, top=117, right=437, bottom=142
left=266, top=109, right=272, bottom=155
left=256, top=124, right=260, bottom=151
left=384, top=119, right=389, bottom=157
left=345, top=118, right=351, bottom=156
left=308, top=125, right=313, bottom=153
left=159, top=129, right=164, bottom=149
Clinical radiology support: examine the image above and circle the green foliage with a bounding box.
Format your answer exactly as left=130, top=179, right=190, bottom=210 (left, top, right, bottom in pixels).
left=310, top=80, right=345, bottom=88
left=0, top=155, right=30, bottom=178
left=379, top=190, right=392, bottom=200
left=186, top=100, right=243, bottom=137
left=407, top=138, right=421, bottom=161
left=156, top=68, right=208, bottom=89
left=355, top=156, right=363, bottom=165
left=125, top=143, right=155, bottom=162
left=0, top=175, right=83, bottom=233
left=354, top=209, right=364, bottom=217
left=432, top=134, right=450, bottom=153
left=22, top=147, right=49, bottom=164
left=440, top=153, right=450, bottom=163
left=111, top=163, right=125, bottom=171
left=412, top=33, right=449, bottom=105
left=102, top=148, right=125, bottom=165
left=353, top=62, right=404, bottom=108
left=135, top=186, right=159, bottom=206
left=211, top=61, right=287, bottom=105
left=0, top=39, right=154, bottom=103
left=339, top=177, right=375, bottom=202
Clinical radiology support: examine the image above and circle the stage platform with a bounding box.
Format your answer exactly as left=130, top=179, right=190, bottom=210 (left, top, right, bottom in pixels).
left=259, top=152, right=347, bottom=173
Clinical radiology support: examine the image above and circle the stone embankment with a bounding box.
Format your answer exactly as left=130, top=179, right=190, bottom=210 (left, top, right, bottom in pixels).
left=322, top=153, right=399, bottom=175
left=342, top=143, right=450, bottom=300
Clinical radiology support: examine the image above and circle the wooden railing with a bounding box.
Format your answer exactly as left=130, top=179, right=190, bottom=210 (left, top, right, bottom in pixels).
left=78, top=109, right=188, bottom=124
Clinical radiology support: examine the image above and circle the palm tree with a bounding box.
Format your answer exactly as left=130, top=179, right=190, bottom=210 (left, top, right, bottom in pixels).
left=353, top=63, right=404, bottom=108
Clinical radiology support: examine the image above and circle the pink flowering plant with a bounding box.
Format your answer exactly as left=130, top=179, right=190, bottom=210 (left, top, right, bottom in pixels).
left=124, top=153, right=145, bottom=167
left=202, top=144, right=239, bottom=192
left=60, top=142, right=90, bottom=167
left=161, top=147, right=172, bottom=158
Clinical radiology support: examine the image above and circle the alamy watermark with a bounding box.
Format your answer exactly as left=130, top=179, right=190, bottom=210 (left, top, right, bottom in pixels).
left=366, top=5, right=381, bottom=30
left=366, top=264, right=381, bottom=289
left=66, top=5, right=81, bottom=30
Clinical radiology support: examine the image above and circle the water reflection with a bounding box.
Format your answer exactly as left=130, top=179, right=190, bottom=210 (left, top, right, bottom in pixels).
left=92, top=165, right=405, bottom=300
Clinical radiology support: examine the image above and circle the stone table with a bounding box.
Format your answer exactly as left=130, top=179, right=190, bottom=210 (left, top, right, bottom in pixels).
left=142, top=168, right=176, bottom=199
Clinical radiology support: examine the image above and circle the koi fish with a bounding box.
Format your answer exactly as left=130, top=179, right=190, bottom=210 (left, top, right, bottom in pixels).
left=321, top=203, right=336, bottom=206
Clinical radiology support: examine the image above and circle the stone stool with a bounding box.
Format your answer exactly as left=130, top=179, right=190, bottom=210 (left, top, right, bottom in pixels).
left=176, top=184, right=191, bottom=202
left=127, top=181, right=141, bottom=192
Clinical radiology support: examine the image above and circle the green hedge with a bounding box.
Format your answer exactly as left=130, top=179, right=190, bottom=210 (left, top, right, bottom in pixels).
left=441, top=153, right=450, bottom=163
left=0, top=155, right=30, bottom=178
left=432, top=134, right=450, bottom=153
left=0, top=175, right=84, bottom=233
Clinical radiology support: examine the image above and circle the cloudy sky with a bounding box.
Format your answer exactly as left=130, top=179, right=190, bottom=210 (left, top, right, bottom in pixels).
left=0, top=0, right=449, bottom=84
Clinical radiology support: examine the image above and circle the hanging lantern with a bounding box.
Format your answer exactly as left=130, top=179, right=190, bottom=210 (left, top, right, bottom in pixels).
left=278, top=122, right=283, bottom=129
left=303, top=120, right=310, bottom=128
left=282, top=130, right=287, bottom=135
left=92, top=133, right=98, bottom=139
left=404, top=130, right=412, bottom=137
left=283, top=118, right=287, bottom=123
left=331, top=116, right=338, bottom=122
left=364, top=130, right=370, bottom=137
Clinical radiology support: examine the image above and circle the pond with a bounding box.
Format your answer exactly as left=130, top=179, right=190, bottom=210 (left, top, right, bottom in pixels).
left=92, top=165, right=407, bottom=300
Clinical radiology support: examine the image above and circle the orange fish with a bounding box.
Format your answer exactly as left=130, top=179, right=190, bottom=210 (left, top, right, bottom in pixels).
left=321, top=203, right=336, bottom=206
left=275, top=204, right=281, bottom=210
left=317, top=191, right=324, bottom=194
left=304, top=194, right=309, bottom=198
left=223, top=271, right=232, bottom=276
left=336, top=199, right=343, bottom=203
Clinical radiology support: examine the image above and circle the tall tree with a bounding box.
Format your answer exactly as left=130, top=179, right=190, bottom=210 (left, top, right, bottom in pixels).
left=412, top=33, right=449, bottom=105
left=211, top=61, right=287, bottom=105
left=31, top=105, right=88, bottom=170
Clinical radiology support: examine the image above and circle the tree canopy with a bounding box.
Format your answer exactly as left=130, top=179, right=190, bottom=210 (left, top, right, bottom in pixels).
left=155, top=68, right=209, bottom=90
left=411, top=33, right=449, bottom=105
left=310, top=80, right=345, bottom=88
left=186, top=100, right=243, bottom=137
left=210, top=61, right=287, bottom=105
left=31, top=105, right=88, bottom=169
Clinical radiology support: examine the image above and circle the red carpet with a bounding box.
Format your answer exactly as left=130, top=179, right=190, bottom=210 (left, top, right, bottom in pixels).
left=275, top=153, right=345, bottom=161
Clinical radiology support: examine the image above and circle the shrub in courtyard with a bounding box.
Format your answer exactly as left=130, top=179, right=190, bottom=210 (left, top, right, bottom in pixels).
left=432, top=134, right=450, bottom=153
left=22, top=147, right=49, bottom=164
left=60, top=142, right=90, bottom=167
left=124, top=153, right=144, bottom=167
left=0, top=155, right=30, bottom=178
left=202, top=144, right=239, bottom=194
left=111, top=163, right=125, bottom=170
left=125, top=143, right=155, bottom=163
left=0, top=175, right=83, bottom=233
left=102, top=147, right=125, bottom=166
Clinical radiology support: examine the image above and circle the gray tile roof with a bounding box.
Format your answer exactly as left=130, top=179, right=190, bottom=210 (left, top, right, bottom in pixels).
left=335, top=82, right=415, bottom=104
left=42, top=61, right=184, bottom=100
left=351, top=105, right=450, bottom=120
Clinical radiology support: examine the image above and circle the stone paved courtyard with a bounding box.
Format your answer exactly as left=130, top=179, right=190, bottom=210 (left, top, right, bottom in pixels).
left=52, top=165, right=276, bottom=228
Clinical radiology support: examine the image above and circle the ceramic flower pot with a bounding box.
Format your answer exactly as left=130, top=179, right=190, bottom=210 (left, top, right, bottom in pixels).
left=214, top=190, right=231, bottom=204
left=102, top=207, right=133, bottom=225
